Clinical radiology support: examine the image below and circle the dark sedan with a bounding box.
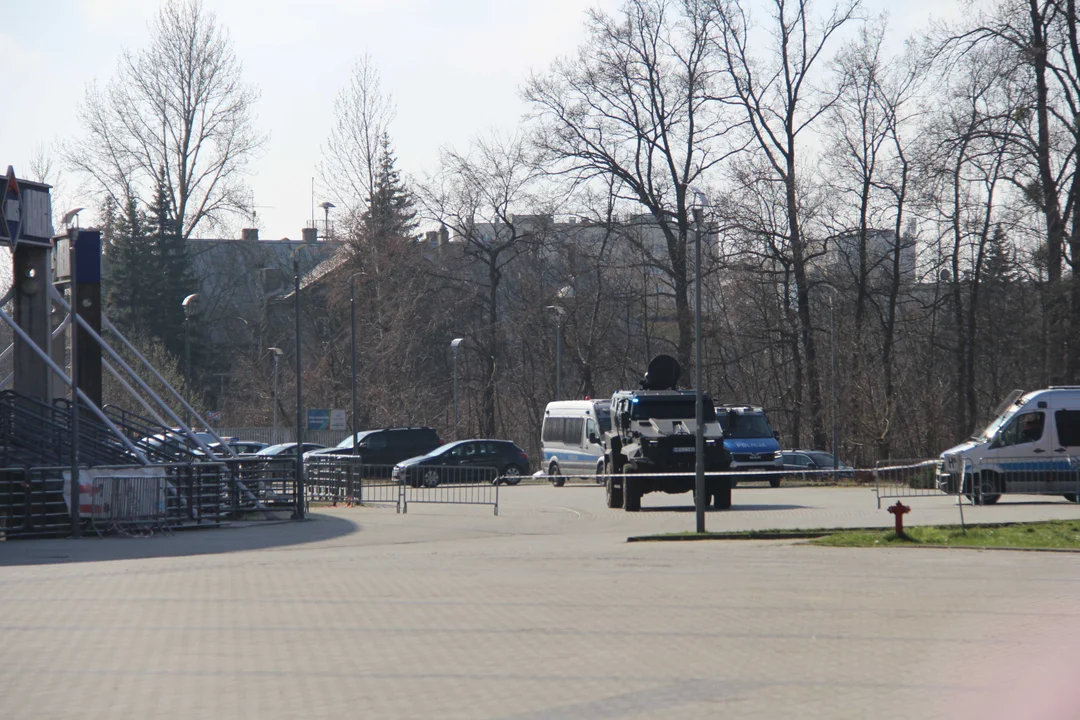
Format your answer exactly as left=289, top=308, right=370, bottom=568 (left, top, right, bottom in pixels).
left=393, top=440, right=530, bottom=487
left=779, top=450, right=853, bottom=484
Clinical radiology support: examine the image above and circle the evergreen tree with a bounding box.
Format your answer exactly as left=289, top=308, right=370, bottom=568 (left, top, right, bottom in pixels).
left=147, top=172, right=198, bottom=360
left=361, top=134, right=417, bottom=241
left=103, top=191, right=157, bottom=335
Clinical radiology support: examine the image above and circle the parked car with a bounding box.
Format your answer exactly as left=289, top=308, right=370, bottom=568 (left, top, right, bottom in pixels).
left=393, top=440, right=530, bottom=488
left=779, top=450, right=853, bottom=485
left=304, top=427, right=442, bottom=469
left=255, top=442, right=327, bottom=457
left=208, top=440, right=268, bottom=457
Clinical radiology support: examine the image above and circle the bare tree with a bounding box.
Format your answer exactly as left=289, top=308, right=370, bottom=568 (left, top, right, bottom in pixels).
left=419, top=133, right=546, bottom=437
left=707, top=0, right=860, bottom=449
left=321, top=55, right=395, bottom=219
left=65, top=0, right=263, bottom=238
left=525, top=0, right=741, bottom=372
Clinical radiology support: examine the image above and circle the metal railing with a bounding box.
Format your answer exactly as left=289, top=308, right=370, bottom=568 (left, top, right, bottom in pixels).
left=221, top=457, right=298, bottom=514
left=305, top=456, right=401, bottom=508
left=0, top=466, right=71, bottom=538
left=400, top=464, right=500, bottom=515
left=955, top=455, right=1080, bottom=505
left=874, top=459, right=949, bottom=508
left=304, top=455, right=501, bottom=515
left=90, top=475, right=169, bottom=537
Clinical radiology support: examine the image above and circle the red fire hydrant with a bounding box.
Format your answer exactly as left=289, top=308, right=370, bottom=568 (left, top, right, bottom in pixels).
left=887, top=501, right=911, bottom=537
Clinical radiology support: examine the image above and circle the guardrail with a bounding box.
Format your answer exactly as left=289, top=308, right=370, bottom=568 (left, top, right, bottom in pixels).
left=400, top=465, right=500, bottom=515
left=873, top=459, right=949, bottom=508
left=304, top=455, right=501, bottom=515
left=305, top=456, right=401, bottom=509
left=90, top=475, right=170, bottom=537
left=954, top=455, right=1080, bottom=505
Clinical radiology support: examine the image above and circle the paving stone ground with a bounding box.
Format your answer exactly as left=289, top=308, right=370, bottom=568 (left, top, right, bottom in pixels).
left=2, top=485, right=1080, bottom=719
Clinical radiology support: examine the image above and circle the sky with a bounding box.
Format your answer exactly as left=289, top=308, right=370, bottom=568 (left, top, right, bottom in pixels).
left=1, top=0, right=957, bottom=241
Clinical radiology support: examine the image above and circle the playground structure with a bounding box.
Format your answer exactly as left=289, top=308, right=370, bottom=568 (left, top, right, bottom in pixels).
left=0, top=166, right=297, bottom=537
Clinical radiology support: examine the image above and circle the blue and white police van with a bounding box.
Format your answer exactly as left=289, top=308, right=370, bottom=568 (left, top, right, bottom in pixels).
left=715, top=404, right=783, bottom=484
left=541, top=399, right=612, bottom=486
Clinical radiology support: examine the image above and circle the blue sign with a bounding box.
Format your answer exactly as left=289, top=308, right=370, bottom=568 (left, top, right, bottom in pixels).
left=306, top=408, right=330, bottom=430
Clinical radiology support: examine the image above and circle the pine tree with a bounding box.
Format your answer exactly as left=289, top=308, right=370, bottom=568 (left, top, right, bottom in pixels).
left=103, top=192, right=157, bottom=335
left=361, top=134, right=417, bottom=241
left=146, top=172, right=197, bottom=360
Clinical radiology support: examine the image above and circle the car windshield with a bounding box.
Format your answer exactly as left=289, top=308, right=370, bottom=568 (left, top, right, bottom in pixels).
left=805, top=452, right=846, bottom=468
left=717, top=413, right=774, bottom=439
left=631, top=397, right=716, bottom=421
left=334, top=433, right=373, bottom=451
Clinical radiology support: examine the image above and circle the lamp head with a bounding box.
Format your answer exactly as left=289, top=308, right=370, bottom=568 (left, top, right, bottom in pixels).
left=182, top=293, right=200, bottom=318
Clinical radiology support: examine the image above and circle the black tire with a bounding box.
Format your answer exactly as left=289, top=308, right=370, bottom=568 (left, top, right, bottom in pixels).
left=595, top=461, right=606, bottom=484
left=1065, top=494, right=1080, bottom=503
left=712, top=482, right=732, bottom=510
left=502, top=465, right=523, bottom=486
left=549, top=462, right=565, bottom=487
left=421, top=468, right=441, bottom=488
left=623, top=475, right=641, bottom=512
left=769, top=478, right=781, bottom=488
left=605, top=474, right=623, bottom=509
left=965, top=472, right=1001, bottom=505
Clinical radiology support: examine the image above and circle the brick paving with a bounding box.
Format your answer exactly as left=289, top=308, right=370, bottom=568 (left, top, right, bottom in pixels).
left=2, top=485, right=1079, bottom=719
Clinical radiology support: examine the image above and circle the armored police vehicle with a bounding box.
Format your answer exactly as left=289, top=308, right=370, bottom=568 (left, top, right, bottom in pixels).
left=603, top=356, right=733, bottom=511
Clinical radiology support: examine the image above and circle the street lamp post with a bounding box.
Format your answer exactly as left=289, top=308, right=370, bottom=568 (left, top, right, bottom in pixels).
left=182, top=293, right=200, bottom=426
left=268, top=347, right=282, bottom=442
left=349, top=273, right=363, bottom=455
left=545, top=305, right=566, bottom=401
left=691, top=197, right=707, bottom=534
left=450, top=338, right=463, bottom=438
left=818, top=283, right=840, bottom=471
left=292, top=250, right=305, bottom=519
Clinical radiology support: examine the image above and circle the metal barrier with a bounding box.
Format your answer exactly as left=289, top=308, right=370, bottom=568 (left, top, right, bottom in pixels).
left=90, top=475, right=169, bottom=537
left=962, top=455, right=1080, bottom=505
left=221, top=457, right=297, bottom=514
left=399, top=464, right=500, bottom=515
left=874, top=459, right=952, bottom=508
left=303, top=455, right=501, bottom=515
left=305, top=455, right=401, bottom=509
left=0, top=466, right=71, bottom=538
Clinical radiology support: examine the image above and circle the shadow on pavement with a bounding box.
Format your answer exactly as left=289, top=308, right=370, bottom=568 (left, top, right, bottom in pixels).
left=640, top=504, right=809, bottom=513
left=0, top=512, right=360, bottom=567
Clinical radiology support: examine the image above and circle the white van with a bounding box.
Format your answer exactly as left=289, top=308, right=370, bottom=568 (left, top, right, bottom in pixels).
left=939, top=387, right=1080, bottom=504
left=541, top=399, right=612, bottom=486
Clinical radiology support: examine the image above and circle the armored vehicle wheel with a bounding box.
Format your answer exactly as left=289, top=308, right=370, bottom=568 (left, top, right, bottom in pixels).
left=712, top=482, right=732, bottom=510
left=623, top=475, right=641, bottom=512
left=769, top=478, right=781, bottom=488
left=549, top=462, right=565, bottom=487
left=605, top=474, right=623, bottom=508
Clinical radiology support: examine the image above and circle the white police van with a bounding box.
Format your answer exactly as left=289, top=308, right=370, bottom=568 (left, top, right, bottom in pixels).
left=541, top=399, right=612, bottom=486
left=939, top=387, right=1080, bottom=504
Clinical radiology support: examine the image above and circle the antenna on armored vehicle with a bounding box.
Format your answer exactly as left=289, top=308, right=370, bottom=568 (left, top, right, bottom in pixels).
left=641, top=354, right=681, bottom=390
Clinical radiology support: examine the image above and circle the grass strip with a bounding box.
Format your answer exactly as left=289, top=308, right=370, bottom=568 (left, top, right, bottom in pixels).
left=813, top=520, right=1080, bottom=550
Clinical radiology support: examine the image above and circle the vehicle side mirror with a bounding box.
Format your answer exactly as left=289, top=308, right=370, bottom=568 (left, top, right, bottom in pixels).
left=589, top=433, right=600, bottom=445
left=773, top=431, right=781, bottom=441
left=620, top=414, right=631, bottom=430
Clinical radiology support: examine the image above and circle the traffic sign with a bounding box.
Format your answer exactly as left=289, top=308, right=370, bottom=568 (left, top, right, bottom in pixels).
left=0, top=165, right=21, bottom=244
left=306, top=408, right=330, bottom=430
